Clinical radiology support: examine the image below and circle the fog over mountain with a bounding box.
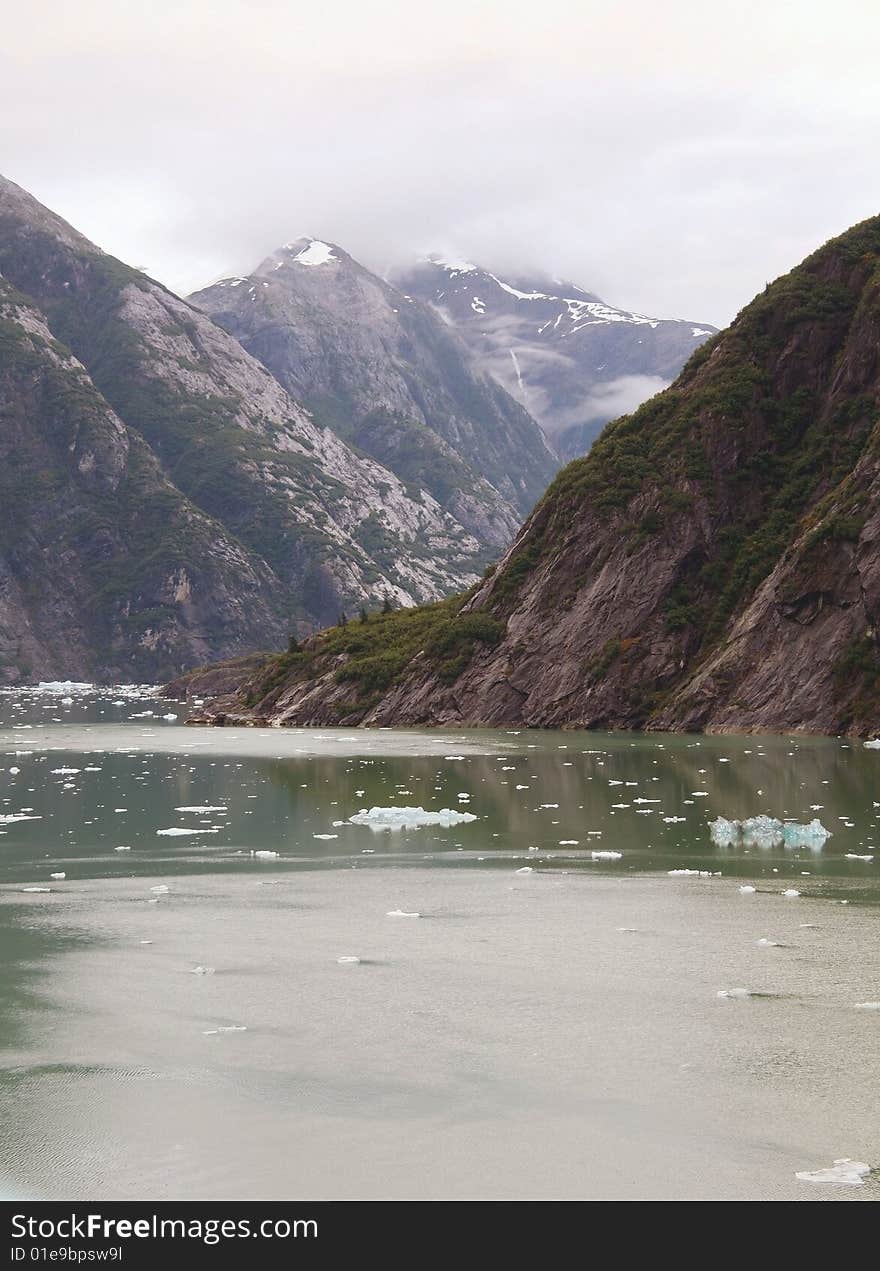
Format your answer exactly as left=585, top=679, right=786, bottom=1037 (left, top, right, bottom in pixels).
left=3, top=1, right=880, bottom=327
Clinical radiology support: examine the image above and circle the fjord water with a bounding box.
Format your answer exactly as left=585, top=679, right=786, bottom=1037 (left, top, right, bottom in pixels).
left=1, top=687, right=878, bottom=1200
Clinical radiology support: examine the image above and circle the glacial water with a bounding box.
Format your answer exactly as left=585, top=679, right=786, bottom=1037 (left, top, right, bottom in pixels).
left=0, top=684, right=878, bottom=1199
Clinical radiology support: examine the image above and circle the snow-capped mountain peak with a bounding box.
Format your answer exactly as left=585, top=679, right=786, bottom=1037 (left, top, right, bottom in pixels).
left=391, top=254, right=718, bottom=459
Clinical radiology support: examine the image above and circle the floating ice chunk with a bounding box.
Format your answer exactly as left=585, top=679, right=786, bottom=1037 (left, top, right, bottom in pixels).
left=190, top=965, right=215, bottom=975
left=150, top=884, right=169, bottom=893
left=387, top=909, right=420, bottom=917
left=663, top=815, right=687, bottom=823
left=516, top=866, right=534, bottom=874
left=337, top=956, right=361, bottom=964
left=37, top=680, right=95, bottom=694
left=756, top=938, right=781, bottom=947
left=854, top=1001, right=880, bottom=1010
left=161, top=714, right=178, bottom=721
left=21, top=886, right=50, bottom=893
left=349, top=806, right=476, bottom=830
left=717, top=988, right=752, bottom=999
left=738, top=884, right=757, bottom=893
left=845, top=853, right=874, bottom=861
left=709, top=815, right=831, bottom=849
left=0, top=814, right=42, bottom=824
left=591, top=850, right=622, bottom=860
left=156, top=827, right=219, bottom=836
left=50, top=872, right=65, bottom=880
left=114, top=845, right=131, bottom=852
left=253, top=850, right=279, bottom=859
left=175, top=806, right=227, bottom=813
left=50, top=767, right=80, bottom=775
left=314, top=833, right=338, bottom=840
left=9, top=766, right=19, bottom=775
left=668, top=869, right=720, bottom=877
left=863, top=739, right=880, bottom=749
left=558, top=839, right=579, bottom=845
left=203, top=1025, right=246, bottom=1034
left=795, top=1159, right=871, bottom=1186
left=783, top=888, right=801, bottom=898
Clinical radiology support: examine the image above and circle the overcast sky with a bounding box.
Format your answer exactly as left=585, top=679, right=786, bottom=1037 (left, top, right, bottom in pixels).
left=3, top=0, right=879, bottom=325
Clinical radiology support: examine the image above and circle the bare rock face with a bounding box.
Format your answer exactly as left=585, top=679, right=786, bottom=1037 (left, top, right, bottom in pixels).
left=0, top=280, right=284, bottom=682
left=190, top=238, right=557, bottom=547
left=189, top=214, right=880, bottom=737
left=391, top=255, right=717, bottom=460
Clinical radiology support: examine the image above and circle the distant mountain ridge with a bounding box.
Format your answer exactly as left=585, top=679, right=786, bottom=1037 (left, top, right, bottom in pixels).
left=391, top=254, right=717, bottom=459
left=190, top=237, right=558, bottom=548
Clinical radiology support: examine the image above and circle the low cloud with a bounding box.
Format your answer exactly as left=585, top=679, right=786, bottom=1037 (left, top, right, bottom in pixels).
left=561, top=374, right=670, bottom=431
left=2, top=2, right=879, bottom=325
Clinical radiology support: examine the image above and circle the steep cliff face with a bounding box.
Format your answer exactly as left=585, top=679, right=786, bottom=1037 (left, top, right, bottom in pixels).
left=191, top=238, right=557, bottom=548
left=0, top=280, right=284, bottom=682
left=0, top=176, right=516, bottom=682
left=392, top=256, right=717, bottom=460
left=183, top=215, right=880, bottom=736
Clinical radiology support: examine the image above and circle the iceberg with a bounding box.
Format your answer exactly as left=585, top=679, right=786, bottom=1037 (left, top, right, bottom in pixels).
left=795, top=1159, right=871, bottom=1186
left=709, top=815, right=831, bottom=848
left=156, top=827, right=219, bottom=836
left=349, top=806, right=477, bottom=830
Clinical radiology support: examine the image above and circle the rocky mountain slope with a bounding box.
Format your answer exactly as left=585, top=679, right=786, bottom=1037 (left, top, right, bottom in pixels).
left=0, top=278, right=285, bottom=682
left=0, top=176, right=512, bottom=681
left=392, top=255, right=717, bottom=460
left=180, top=214, right=880, bottom=737
left=191, top=238, right=557, bottom=547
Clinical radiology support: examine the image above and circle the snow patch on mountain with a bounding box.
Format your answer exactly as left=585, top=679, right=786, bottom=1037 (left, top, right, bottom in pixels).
left=291, top=239, right=337, bottom=267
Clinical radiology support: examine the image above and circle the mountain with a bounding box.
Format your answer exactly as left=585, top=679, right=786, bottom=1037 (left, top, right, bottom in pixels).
left=0, top=175, right=513, bottom=682
left=190, top=238, right=557, bottom=547
left=391, top=255, right=717, bottom=460
left=178, top=214, right=880, bottom=737
left=0, top=276, right=285, bottom=682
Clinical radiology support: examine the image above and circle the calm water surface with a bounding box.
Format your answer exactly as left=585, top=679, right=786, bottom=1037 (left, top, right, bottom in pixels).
left=1, top=684, right=878, bottom=1199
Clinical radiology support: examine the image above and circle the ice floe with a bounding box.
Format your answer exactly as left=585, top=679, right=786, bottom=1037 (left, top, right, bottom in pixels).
left=668, top=869, right=720, bottom=877
left=387, top=909, right=420, bottom=917
left=795, top=1159, right=871, bottom=1186
left=709, top=815, right=831, bottom=848
left=156, top=827, right=219, bottom=836
left=349, top=806, right=477, bottom=830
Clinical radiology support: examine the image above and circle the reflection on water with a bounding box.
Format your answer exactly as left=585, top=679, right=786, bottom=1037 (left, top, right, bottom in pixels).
left=1, top=686, right=879, bottom=1200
